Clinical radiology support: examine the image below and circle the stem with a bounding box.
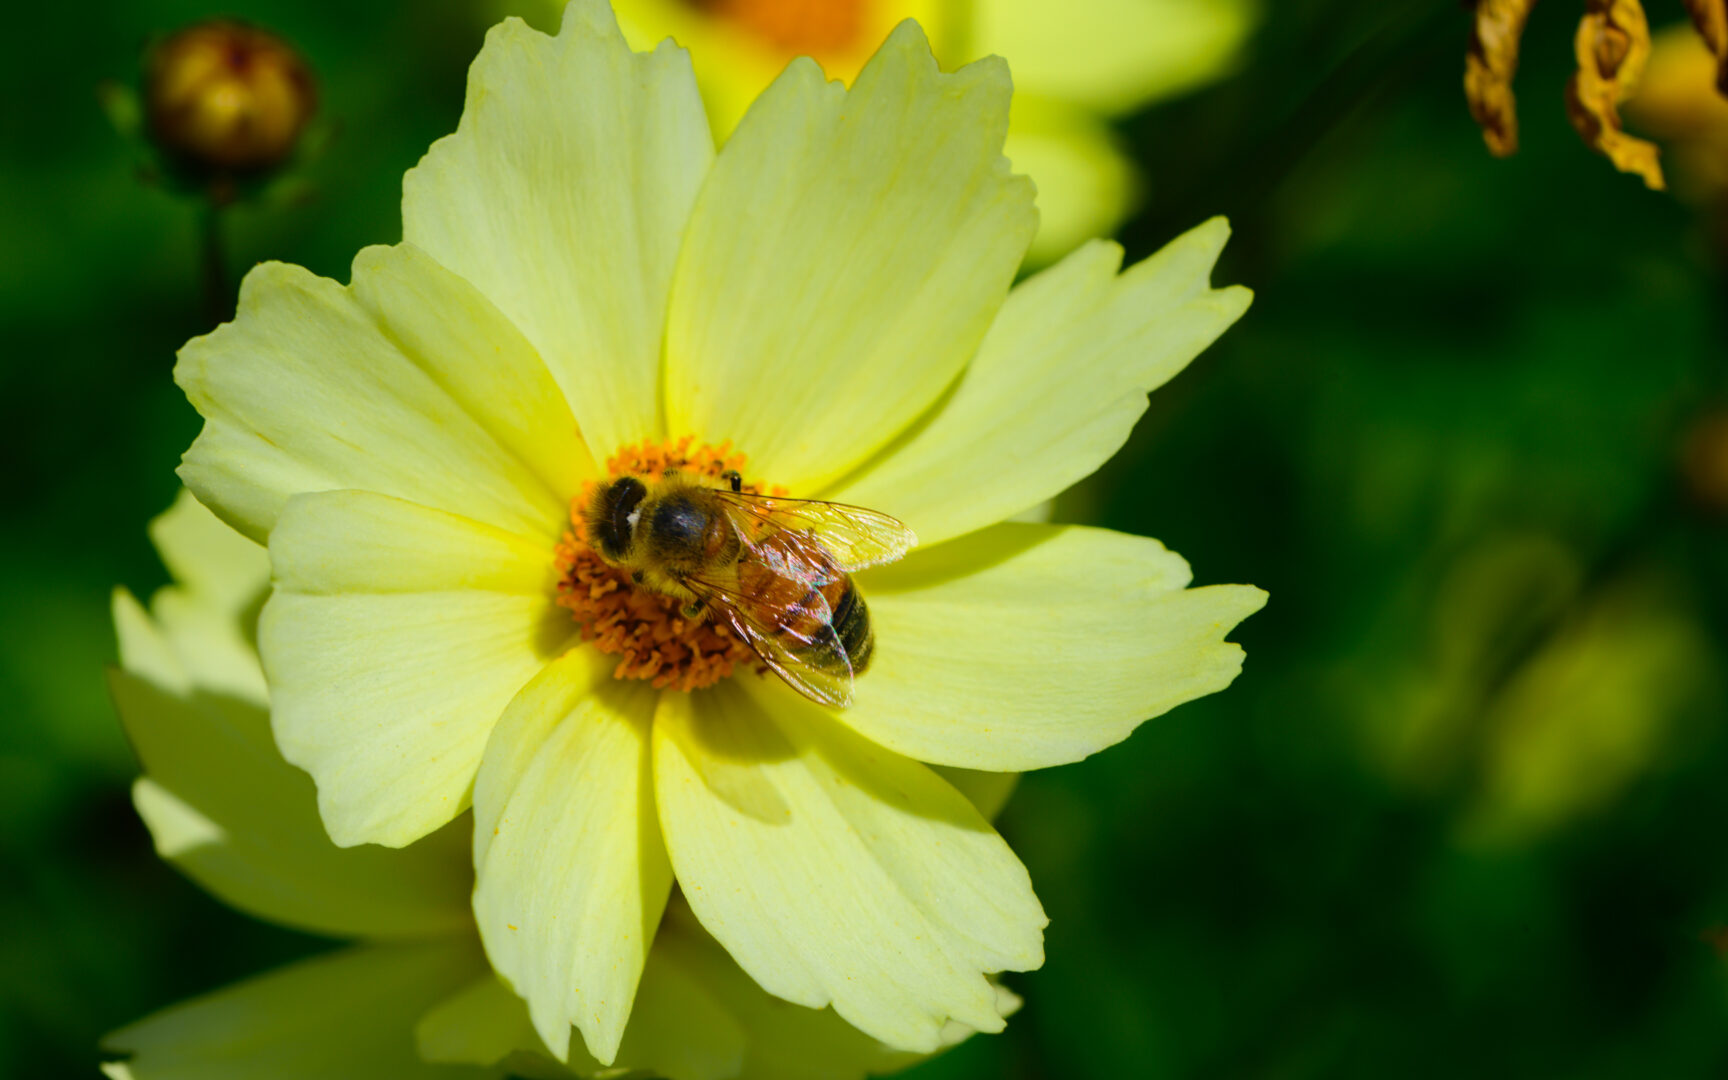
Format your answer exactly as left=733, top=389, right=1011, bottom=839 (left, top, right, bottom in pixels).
left=199, top=200, right=229, bottom=326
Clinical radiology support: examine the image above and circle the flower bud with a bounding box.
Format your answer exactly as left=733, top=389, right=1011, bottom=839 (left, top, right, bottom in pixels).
left=144, top=20, right=316, bottom=176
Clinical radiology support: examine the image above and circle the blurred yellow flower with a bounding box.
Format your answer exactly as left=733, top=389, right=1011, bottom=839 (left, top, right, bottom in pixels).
left=103, top=491, right=1017, bottom=1080
left=1355, top=534, right=1716, bottom=846
left=594, top=0, right=1257, bottom=262
left=1461, top=579, right=1714, bottom=847
left=1627, top=21, right=1728, bottom=202
left=175, top=0, right=1262, bottom=1065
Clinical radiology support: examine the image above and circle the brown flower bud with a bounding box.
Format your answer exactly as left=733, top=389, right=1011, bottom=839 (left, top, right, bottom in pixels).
left=144, top=20, right=316, bottom=177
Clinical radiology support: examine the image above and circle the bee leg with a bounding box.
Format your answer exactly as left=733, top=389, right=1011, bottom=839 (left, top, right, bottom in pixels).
left=663, top=571, right=706, bottom=619
left=721, top=469, right=742, bottom=493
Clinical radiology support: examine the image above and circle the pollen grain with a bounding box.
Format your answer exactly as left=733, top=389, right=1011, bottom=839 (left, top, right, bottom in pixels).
left=554, top=437, right=764, bottom=692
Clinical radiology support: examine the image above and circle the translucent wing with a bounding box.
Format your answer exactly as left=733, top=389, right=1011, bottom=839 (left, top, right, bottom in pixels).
left=714, top=491, right=917, bottom=575
left=723, top=605, right=856, bottom=709
left=682, top=570, right=857, bottom=709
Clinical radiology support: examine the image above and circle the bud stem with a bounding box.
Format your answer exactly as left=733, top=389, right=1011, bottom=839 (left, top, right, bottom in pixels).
left=199, top=202, right=229, bottom=325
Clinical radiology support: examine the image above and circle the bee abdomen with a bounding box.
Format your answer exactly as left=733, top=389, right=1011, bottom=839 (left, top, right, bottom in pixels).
left=744, top=564, right=876, bottom=679
left=824, top=579, right=874, bottom=675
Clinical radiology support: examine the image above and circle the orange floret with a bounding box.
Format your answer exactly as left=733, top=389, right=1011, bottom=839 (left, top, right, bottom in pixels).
left=553, top=437, right=767, bottom=692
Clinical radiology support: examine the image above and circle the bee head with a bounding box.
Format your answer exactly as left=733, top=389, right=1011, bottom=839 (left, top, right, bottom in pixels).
left=585, top=476, right=647, bottom=563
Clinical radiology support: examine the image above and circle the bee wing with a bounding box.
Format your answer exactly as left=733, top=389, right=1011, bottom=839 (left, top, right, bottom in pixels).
left=682, top=571, right=856, bottom=709
left=723, top=606, right=857, bottom=709
left=714, top=491, right=917, bottom=573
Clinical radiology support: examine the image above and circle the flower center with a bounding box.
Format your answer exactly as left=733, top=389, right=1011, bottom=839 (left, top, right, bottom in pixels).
left=685, top=0, right=868, bottom=58
left=554, top=437, right=776, bottom=692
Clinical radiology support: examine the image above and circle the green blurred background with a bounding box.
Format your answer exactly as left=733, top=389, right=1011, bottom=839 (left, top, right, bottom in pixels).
left=6, top=0, right=1728, bottom=1076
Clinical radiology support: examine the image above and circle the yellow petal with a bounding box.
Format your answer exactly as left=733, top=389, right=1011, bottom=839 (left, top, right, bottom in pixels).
left=847, top=523, right=1265, bottom=770
left=603, top=942, right=746, bottom=1080
left=114, top=491, right=474, bottom=937
left=348, top=244, right=596, bottom=501
left=403, top=0, right=713, bottom=455
left=653, top=899, right=928, bottom=1080
left=136, top=492, right=271, bottom=707
left=112, top=663, right=472, bottom=939
left=262, top=490, right=573, bottom=847
left=419, top=899, right=948, bottom=1080
left=610, top=0, right=957, bottom=138
left=102, top=941, right=485, bottom=1080
left=969, top=0, right=1254, bottom=114
left=149, top=489, right=270, bottom=622
left=418, top=937, right=748, bottom=1080
left=137, top=581, right=269, bottom=707
left=664, top=21, right=1036, bottom=492
left=415, top=974, right=540, bottom=1070
left=832, top=220, right=1249, bottom=547
left=930, top=766, right=1020, bottom=823
left=471, top=648, right=670, bottom=1065
left=113, top=587, right=189, bottom=699
left=653, top=683, right=1044, bottom=1053
left=177, top=244, right=583, bottom=544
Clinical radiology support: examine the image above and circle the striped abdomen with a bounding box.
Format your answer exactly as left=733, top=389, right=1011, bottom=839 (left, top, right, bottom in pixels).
left=735, top=558, right=874, bottom=677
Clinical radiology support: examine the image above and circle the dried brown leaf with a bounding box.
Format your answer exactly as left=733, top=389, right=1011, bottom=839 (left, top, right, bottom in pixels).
left=1683, top=0, right=1728, bottom=95
left=1466, top=0, right=1539, bottom=156
left=1566, top=0, right=1666, bottom=189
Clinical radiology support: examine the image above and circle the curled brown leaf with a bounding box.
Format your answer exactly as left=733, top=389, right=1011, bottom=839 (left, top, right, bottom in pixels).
left=1467, top=0, right=1540, bottom=156
left=1683, top=0, right=1728, bottom=95
left=1566, top=0, right=1666, bottom=189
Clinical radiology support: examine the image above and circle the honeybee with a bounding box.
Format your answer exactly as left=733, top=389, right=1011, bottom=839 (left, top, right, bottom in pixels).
left=583, top=469, right=916, bottom=707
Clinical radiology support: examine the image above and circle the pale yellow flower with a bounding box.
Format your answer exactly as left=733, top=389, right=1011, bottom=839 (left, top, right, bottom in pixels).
left=592, top=0, right=1256, bottom=262
left=175, top=0, right=1262, bottom=1065
left=104, top=491, right=1015, bottom=1080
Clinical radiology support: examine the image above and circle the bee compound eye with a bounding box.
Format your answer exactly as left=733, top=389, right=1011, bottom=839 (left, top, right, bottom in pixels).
left=595, top=476, right=647, bottom=560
